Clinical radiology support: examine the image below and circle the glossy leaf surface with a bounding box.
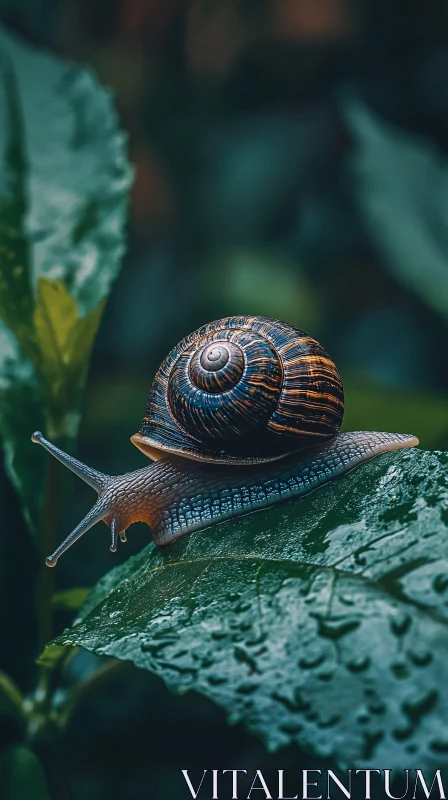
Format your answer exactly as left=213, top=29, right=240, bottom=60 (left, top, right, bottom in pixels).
left=52, top=447, right=448, bottom=768
left=0, top=25, right=131, bottom=533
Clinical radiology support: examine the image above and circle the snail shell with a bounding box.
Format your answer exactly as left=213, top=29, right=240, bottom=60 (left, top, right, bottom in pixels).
left=131, top=316, right=344, bottom=464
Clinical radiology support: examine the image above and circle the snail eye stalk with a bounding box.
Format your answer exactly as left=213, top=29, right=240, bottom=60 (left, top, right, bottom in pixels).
left=31, top=431, right=107, bottom=491
left=32, top=431, right=113, bottom=567
left=44, top=502, right=108, bottom=567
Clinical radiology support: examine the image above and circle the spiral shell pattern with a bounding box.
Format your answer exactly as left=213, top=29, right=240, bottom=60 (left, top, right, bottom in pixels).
left=132, top=316, right=344, bottom=464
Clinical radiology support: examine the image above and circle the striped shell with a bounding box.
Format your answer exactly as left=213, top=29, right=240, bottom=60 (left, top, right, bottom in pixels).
left=131, top=316, right=344, bottom=464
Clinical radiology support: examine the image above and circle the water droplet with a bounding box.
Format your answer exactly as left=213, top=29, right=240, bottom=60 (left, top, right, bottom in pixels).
left=141, top=640, right=170, bottom=655
left=402, top=689, right=438, bottom=723
left=234, top=646, right=257, bottom=672
left=207, top=674, right=227, bottom=685
left=211, top=630, right=227, bottom=640
left=430, top=738, right=448, bottom=753
left=317, top=670, right=333, bottom=682
left=363, top=730, right=384, bottom=759
left=390, top=613, right=411, bottom=637
left=392, top=727, right=413, bottom=742
left=433, top=574, right=448, bottom=594
left=286, top=689, right=308, bottom=713
left=314, top=615, right=360, bottom=640
left=347, top=655, right=370, bottom=673
left=368, top=698, right=386, bottom=715
left=168, top=662, right=198, bottom=677
left=271, top=691, right=300, bottom=713
left=409, top=649, right=432, bottom=667
left=299, top=653, right=326, bottom=670
left=339, top=594, right=355, bottom=607
left=391, top=660, right=410, bottom=679
left=237, top=681, right=259, bottom=695
left=108, top=610, right=122, bottom=620
left=318, top=714, right=341, bottom=729
left=234, top=601, right=251, bottom=613
left=281, top=722, right=302, bottom=735
left=246, top=632, right=266, bottom=647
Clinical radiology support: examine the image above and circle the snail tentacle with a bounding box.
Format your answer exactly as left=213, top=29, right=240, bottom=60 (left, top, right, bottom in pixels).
left=32, top=431, right=107, bottom=492
left=45, top=499, right=111, bottom=567
left=110, top=517, right=119, bottom=553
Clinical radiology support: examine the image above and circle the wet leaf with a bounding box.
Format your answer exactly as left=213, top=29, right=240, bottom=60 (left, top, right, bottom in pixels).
left=0, top=746, right=50, bottom=800
left=0, top=326, right=44, bottom=531
left=51, top=448, right=448, bottom=769
left=0, top=25, right=132, bottom=532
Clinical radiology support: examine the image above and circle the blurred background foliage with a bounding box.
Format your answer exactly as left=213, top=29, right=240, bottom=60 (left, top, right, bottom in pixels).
left=1, top=0, right=448, bottom=797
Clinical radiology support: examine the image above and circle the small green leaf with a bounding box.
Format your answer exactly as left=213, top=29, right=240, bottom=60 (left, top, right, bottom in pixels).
left=52, top=587, right=91, bottom=610
left=33, top=278, right=79, bottom=369
left=33, top=277, right=105, bottom=413
left=55, top=448, right=448, bottom=769
left=63, top=298, right=105, bottom=375
left=36, top=644, right=76, bottom=671
left=0, top=746, right=50, bottom=800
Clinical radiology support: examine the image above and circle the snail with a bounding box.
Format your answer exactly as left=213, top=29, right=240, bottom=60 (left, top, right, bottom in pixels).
left=31, top=316, right=419, bottom=567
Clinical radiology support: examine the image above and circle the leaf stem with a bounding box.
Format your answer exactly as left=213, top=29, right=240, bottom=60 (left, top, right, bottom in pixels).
left=37, top=453, right=60, bottom=651
left=0, top=670, right=26, bottom=723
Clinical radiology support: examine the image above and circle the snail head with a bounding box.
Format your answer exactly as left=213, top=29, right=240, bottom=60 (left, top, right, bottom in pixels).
left=31, top=432, right=153, bottom=567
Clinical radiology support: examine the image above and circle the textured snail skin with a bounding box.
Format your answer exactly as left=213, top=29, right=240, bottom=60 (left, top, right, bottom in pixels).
left=32, top=430, right=418, bottom=565
left=132, top=431, right=418, bottom=545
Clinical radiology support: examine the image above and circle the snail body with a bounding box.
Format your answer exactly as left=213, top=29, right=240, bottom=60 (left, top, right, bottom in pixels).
left=31, top=316, right=419, bottom=566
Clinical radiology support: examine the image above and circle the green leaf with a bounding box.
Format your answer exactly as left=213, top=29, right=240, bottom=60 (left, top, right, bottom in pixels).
left=33, top=277, right=106, bottom=413
left=0, top=49, right=36, bottom=360
left=0, top=746, right=50, bottom=800
left=33, top=278, right=79, bottom=370
left=0, top=326, right=44, bottom=532
left=0, top=24, right=132, bottom=532
left=52, top=448, right=448, bottom=769
left=36, top=644, right=76, bottom=671
left=52, top=587, right=91, bottom=610
left=0, top=26, right=132, bottom=314
left=345, top=97, right=448, bottom=320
